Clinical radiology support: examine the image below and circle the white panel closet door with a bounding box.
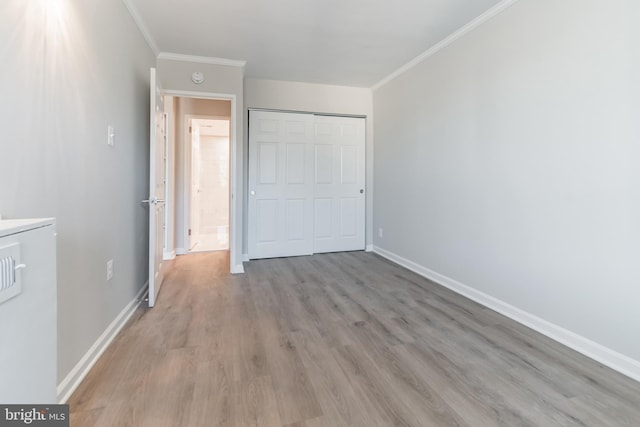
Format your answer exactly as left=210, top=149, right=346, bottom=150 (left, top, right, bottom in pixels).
left=248, top=111, right=315, bottom=259
left=313, top=115, right=366, bottom=253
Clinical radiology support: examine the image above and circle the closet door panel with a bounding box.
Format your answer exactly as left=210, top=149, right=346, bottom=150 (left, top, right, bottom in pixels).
left=248, top=111, right=314, bottom=259
left=313, top=116, right=365, bottom=253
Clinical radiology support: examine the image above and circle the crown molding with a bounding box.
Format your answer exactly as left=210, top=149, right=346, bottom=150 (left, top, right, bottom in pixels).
left=372, top=0, right=522, bottom=91
left=157, top=52, right=247, bottom=69
left=120, top=0, right=160, bottom=56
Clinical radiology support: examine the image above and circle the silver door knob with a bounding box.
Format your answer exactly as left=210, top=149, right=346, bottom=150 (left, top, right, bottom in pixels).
left=141, top=197, right=165, bottom=205
left=250, top=190, right=256, bottom=196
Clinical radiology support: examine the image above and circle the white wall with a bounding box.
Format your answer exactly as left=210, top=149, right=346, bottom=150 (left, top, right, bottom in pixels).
left=157, top=59, right=244, bottom=271
left=244, top=78, right=374, bottom=251
left=373, top=0, right=640, bottom=376
left=0, top=0, right=155, bottom=384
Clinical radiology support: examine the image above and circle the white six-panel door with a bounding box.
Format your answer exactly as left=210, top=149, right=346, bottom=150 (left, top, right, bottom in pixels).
left=147, top=68, right=166, bottom=307
left=313, top=115, right=365, bottom=253
left=249, top=111, right=365, bottom=259
left=248, top=111, right=315, bottom=259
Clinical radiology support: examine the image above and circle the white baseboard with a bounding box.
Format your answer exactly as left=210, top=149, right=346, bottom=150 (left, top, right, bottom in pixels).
left=373, top=246, right=640, bottom=383
left=163, top=250, right=176, bottom=260
left=57, top=284, right=149, bottom=403
left=176, top=247, right=187, bottom=256
left=231, top=263, right=245, bottom=274
left=365, top=244, right=374, bottom=252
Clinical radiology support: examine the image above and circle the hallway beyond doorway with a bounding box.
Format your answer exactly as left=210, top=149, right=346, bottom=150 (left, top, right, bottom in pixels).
left=188, top=117, right=230, bottom=253
left=190, top=225, right=229, bottom=252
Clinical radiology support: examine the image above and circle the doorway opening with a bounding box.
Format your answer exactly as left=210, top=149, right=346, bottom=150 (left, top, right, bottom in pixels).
left=162, top=92, right=240, bottom=273
left=188, top=117, right=230, bottom=252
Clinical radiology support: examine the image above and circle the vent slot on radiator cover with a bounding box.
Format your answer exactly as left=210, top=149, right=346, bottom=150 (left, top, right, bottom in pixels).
left=0, top=242, right=23, bottom=304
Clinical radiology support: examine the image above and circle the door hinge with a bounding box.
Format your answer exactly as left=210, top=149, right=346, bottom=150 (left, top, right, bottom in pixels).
left=188, top=228, right=192, bottom=236
left=189, top=126, right=192, bottom=133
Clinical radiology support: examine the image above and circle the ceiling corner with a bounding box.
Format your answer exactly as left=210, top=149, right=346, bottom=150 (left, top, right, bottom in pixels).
left=371, top=0, right=522, bottom=92
left=120, top=0, right=160, bottom=56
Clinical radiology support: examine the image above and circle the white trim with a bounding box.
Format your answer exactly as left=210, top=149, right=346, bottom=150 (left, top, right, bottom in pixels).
left=163, top=111, right=172, bottom=260
left=243, top=253, right=250, bottom=262
left=57, top=285, right=148, bottom=403
left=120, top=0, right=160, bottom=55
left=163, top=90, right=237, bottom=100
left=158, top=52, right=247, bottom=69
left=365, top=244, right=374, bottom=252
left=371, top=0, right=521, bottom=91
left=372, top=246, right=640, bottom=383
left=163, top=90, right=241, bottom=275
left=163, top=98, right=176, bottom=258
left=249, top=107, right=366, bottom=120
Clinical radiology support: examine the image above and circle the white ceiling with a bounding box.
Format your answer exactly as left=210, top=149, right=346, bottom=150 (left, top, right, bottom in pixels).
left=127, top=0, right=507, bottom=88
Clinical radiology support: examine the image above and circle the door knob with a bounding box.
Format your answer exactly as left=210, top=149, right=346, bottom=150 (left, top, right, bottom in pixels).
left=250, top=190, right=256, bottom=196
left=141, top=197, right=165, bottom=205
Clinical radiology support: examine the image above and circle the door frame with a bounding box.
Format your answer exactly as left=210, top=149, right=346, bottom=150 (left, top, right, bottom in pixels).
left=184, top=114, right=231, bottom=253
left=164, top=90, right=241, bottom=274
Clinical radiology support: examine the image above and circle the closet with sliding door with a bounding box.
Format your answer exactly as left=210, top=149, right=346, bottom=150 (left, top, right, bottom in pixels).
left=248, top=110, right=365, bottom=259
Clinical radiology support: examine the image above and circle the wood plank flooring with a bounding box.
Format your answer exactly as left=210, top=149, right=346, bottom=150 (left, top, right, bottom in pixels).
left=69, top=251, right=640, bottom=426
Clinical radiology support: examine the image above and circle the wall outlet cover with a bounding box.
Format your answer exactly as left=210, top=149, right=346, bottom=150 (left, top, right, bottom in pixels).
left=107, top=125, right=115, bottom=147
left=106, top=259, right=114, bottom=281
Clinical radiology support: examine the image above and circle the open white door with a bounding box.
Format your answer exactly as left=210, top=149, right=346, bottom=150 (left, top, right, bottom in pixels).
left=146, top=68, right=166, bottom=307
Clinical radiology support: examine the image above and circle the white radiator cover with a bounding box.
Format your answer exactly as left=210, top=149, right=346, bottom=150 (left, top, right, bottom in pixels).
left=0, top=242, right=22, bottom=303
left=0, top=218, right=57, bottom=403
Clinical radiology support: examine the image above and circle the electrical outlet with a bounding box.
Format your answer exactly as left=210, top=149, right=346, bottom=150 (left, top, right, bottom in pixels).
left=106, top=259, right=114, bottom=281
left=107, top=125, right=115, bottom=147
left=378, top=228, right=383, bottom=238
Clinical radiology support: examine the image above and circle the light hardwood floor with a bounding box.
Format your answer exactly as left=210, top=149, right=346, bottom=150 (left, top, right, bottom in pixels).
left=69, top=251, right=640, bottom=426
